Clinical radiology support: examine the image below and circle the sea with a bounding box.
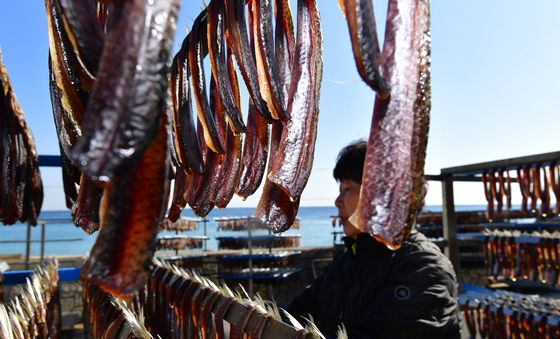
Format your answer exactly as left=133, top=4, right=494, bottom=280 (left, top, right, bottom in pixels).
left=0, top=205, right=485, bottom=257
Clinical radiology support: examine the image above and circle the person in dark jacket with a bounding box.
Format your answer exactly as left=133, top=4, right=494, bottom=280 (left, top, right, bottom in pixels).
left=286, top=140, right=462, bottom=338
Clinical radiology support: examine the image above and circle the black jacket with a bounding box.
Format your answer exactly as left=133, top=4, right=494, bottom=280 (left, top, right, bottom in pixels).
left=287, top=232, right=462, bottom=339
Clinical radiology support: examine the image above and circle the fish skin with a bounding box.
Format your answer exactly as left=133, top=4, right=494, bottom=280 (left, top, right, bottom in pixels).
left=170, top=36, right=205, bottom=174
left=167, top=168, right=192, bottom=222
left=46, top=0, right=89, bottom=137
left=268, top=0, right=323, bottom=201
left=71, top=173, right=102, bottom=234
left=253, top=0, right=289, bottom=121
left=349, top=0, right=431, bottom=250
left=207, top=0, right=247, bottom=133
left=57, top=0, right=104, bottom=76
left=255, top=120, right=299, bottom=233
left=275, top=0, right=295, bottom=99
left=0, top=52, right=43, bottom=226
left=340, top=0, right=390, bottom=94
left=215, top=50, right=243, bottom=207
left=188, top=81, right=222, bottom=218
left=83, top=111, right=169, bottom=299
left=72, top=0, right=180, bottom=182
left=189, top=12, right=225, bottom=155
left=236, top=99, right=269, bottom=199
left=225, top=0, right=274, bottom=122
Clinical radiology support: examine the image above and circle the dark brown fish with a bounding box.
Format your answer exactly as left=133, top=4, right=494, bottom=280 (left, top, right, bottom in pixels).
left=189, top=11, right=225, bottom=155
left=71, top=173, right=102, bottom=234
left=225, top=0, right=274, bottom=122
left=268, top=0, right=323, bottom=201
left=236, top=8, right=270, bottom=199
left=72, top=0, right=180, bottom=181
left=207, top=0, right=246, bottom=133
left=253, top=0, right=289, bottom=120
left=170, top=36, right=205, bottom=174
left=167, top=168, right=192, bottom=222
left=82, top=112, right=169, bottom=299
left=339, top=0, right=390, bottom=94
left=236, top=99, right=269, bottom=199
left=350, top=0, right=431, bottom=249
left=215, top=49, right=243, bottom=207
left=275, top=0, right=295, bottom=99
left=57, top=0, right=104, bottom=75
left=255, top=119, right=299, bottom=233
left=188, top=103, right=221, bottom=217
left=517, top=166, right=528, bottom=213
left=0, top=51, right=43, bottom=225
left=46, top=0, right=87, bottom=158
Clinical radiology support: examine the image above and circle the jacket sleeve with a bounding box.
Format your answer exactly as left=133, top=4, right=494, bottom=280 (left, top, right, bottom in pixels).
left=344, top=247, right=462, bottom=339
left=285, top=263, right=327, bottom=322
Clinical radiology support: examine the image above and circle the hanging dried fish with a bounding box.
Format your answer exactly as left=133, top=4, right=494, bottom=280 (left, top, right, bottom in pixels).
left=72, top=173, right=102, bottom=234
left=170, top=37, right=205, bottom=174
left=225, top=0, right=274, bottom=122
left=83, top=114, right=169, bottom=299
left=517, top=166, right=528, bottom=213
left=57, top=0, right=104, bottom=75
left=548, top=162, right=560, bottom=214
left=72, top=0, right=180, bottom=182
left=339, top=0, right=390, bottom=94
left=255, top=0, right=298, bottom=233
left=214, top=49, right=244, bottom=208
left=189, top=11, right=225, bottom=154
left=253, top=0, right=289, bottom=120
left=207, top=0, right=246, bottom=133
left=482, top=171, right=495, bottom=221
left=236, top=4, right=270, bottom=199
left=349, top=0, right=431, bottom=249
left=0, top=51, right=43, bottom=226
left=268, top=0, right=323, bottom=201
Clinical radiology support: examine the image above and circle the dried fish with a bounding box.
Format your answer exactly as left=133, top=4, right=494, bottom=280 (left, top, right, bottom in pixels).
left=208, top=0, right=247, bottom=133
left=268, top=0, right=323, bottom=201
left=339, top=0, right=390, bottom=94
left=72, top=0, right=180, bottom=182
left=189, top=11, right=225, bottom=154
left=350, top=0, right=431, bottom=249
left=83, top=113, right=169, bottom=298
left=225, top=0, right=274, bottom=122
left=253, top=0, right=289, bottom=120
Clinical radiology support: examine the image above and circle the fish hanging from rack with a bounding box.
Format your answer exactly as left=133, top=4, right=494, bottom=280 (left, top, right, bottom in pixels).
left=349, top=0, right=432, bottom=249
left=0, top=50, right=44, bottom=226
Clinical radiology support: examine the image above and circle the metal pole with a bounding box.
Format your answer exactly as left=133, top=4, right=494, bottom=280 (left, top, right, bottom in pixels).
left=25, top=223, right=31, bottom=270
left=248, top=225, right=253, bottom=297
left=40, top=222, right=46, bottom=261
left=203, top=218, right=208, bottom=252
left=441, top=175, right=460, bottom=281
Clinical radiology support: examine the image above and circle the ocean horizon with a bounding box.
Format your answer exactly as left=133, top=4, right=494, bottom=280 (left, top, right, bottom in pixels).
left=0, top=205, right=487, bottom=257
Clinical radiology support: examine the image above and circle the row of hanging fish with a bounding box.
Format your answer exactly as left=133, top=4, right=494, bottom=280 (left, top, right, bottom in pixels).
left=82, top=259, right=324, bottom=338
left=160, top=217, right=201, bottom=232
left=167, top=0, right=323, bottom=234
left=343, top=0, right=432, bottom=249
left=82, top=281, right=151, bottom=339
left=156, top=235, right=206, bottom=251
left=461, top=289, right=560, bottom=339
left=482, top=163, right=560, bottom=221
left=45, top=0, right=322, bottom=298
left=483, top=229, right=560, bottom=286
left=215, top=216, right=300, bottom=231
left=0, top=260, right=60, bottom=339
left=0, top=51, right=43, bottom=226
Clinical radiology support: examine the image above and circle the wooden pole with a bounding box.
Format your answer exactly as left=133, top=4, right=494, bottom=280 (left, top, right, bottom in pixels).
left=441, top=175, right=460, bottom=281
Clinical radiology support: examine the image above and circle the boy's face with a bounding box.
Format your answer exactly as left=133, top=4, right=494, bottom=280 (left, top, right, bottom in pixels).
left=335, top=179, right=362, bottom=238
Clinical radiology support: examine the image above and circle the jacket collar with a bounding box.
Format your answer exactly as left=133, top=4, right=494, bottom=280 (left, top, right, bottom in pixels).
left=342, top=233, right=391, bottom=257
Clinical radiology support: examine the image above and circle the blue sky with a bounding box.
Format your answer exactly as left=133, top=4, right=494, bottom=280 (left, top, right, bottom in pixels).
left=0, top=1, right=559, bottom=211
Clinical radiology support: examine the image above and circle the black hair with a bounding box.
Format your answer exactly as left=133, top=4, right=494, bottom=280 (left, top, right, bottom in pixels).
left=333, top=139, right=367, bottom=183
